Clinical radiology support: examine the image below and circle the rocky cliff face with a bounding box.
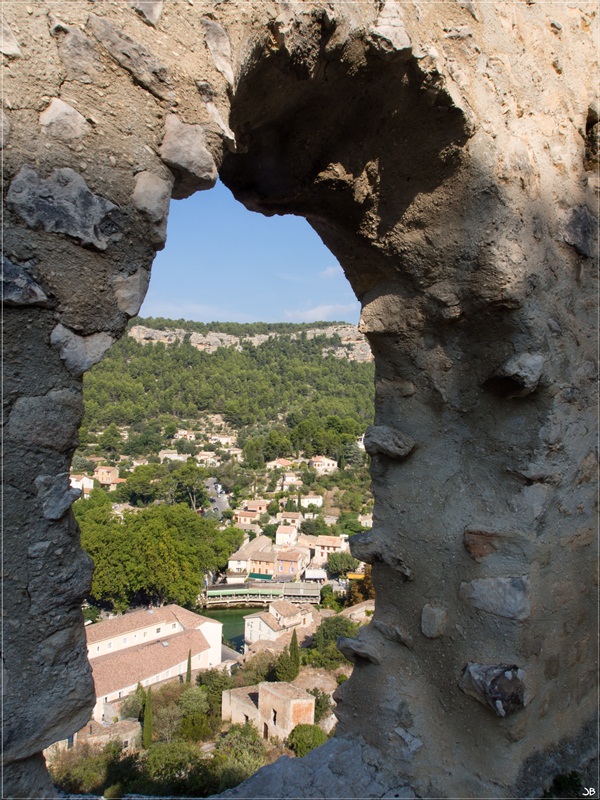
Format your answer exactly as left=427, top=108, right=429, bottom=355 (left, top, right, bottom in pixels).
left=3, top=1, right=598, bottom=797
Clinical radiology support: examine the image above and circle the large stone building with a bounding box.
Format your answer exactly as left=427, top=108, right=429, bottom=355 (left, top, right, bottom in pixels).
left=4, top=1, right=597, bottom=797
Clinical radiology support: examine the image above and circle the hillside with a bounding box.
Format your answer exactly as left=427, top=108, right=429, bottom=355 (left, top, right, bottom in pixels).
left=82, top=318, right=375, bottom=434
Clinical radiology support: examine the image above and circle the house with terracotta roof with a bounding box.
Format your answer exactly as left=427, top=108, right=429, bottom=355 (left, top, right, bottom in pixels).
left=86, top=605, right=222, bottom=722
left=265, top=458, right=295, bottom=471
left=244, top=599, right=314, bottom=646
left=70, top=474, right=94, bottom=498
left=275, top=524, right=298, bottom=547
left=308, top=455, right=338, bottom=475
left=222, top=681, right=315, bottom=741
left=276, top=511, right=302, bottom=528
left=274, top=548, right=309, bottom=581
left=299, top=493, right=323, bottom=509
left=234, top=509, right=260, bottom=526
left=244, top=499, right=270, bottom=514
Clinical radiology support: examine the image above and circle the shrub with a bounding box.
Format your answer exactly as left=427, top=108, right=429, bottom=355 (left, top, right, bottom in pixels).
left=287, top=724, right=328, bottom=757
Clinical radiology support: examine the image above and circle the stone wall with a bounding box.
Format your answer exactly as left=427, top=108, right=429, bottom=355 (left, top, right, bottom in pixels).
left=2, top=1, right=597, bottom=797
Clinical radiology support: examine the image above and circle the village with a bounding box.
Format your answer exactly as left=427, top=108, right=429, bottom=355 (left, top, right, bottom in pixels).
left=49, top=411, right=375, bottom=792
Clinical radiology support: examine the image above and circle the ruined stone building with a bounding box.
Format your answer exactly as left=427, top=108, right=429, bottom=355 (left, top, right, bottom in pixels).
left=222, top=681, right=316, bottom=742
left=3, top=0, right=598, bottom=797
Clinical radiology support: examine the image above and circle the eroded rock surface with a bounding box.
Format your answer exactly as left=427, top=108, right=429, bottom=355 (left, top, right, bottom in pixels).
left=3, top=1, right=598, bottom=798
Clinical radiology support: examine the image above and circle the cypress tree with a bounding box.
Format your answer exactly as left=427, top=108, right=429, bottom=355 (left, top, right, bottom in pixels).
left=142, top=687, right=153, bottom=749
left=290, top=629, right=300, bottom=675
left=186, top=649, right=192, bottom=683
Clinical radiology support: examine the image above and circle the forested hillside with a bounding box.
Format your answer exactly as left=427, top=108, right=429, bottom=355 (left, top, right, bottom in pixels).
left=82, top=320, right=375, bottom=433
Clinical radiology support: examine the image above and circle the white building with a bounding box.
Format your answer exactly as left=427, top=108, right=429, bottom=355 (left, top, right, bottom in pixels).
left=299, top=494, right=323, bottom=509
left=86, top=605, right=222, bottom=722
left=244, top=600, right=313, bottom=646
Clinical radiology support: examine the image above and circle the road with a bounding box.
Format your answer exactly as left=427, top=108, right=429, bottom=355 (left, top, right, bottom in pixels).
left=205, top=477, right=230, bottom=518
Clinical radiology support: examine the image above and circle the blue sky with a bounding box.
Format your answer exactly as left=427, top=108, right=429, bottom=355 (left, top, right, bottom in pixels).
left=139, top=180, right=361, bottom=324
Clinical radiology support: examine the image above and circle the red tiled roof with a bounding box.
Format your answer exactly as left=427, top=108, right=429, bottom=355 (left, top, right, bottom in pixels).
left=92, top=628, right=209, bottom=696
left=86, top=604, right=216, bottom=645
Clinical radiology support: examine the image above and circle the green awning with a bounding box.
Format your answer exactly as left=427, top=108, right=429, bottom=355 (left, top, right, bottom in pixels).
left=248, top=573, right=273, bottom=581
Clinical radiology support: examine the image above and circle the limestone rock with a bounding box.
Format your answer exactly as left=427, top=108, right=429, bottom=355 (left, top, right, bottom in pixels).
left=460, top=576, right=531, bottom=620
left=420, top=604, right=448, bottom=638
left=484, top=352, right=546, bottom=398
left=160, top=114, right=217, bottom=199
left=7, top=166, right=122, bottom=251
left=87, top=15, right=173, bottom=101
left=1, top=108, right=10, bottom=149
left=34, top=473, right=81, bottom=520
left=463, top=528, right=536, bottom=564
left=369, top=1, right=412, bottom=60
left=49, top=18, right=104, bottom=85
left=349, top=529, right=413, bottom=579
left=202, top=18, right=234, bottom=85
left=39, top=98, right=91, bottom=141
left=132, top=171, right=171, bottom=223
left=112, top=268, right=151, bottom=316
left=7, top=389, right=83, bottom=453
left=337, top=635, right=382, bottom=665
left=459, top=663, right=527, bottom=717
left=374, top=619, right=414, bottom=648
left=563, top=206, right=597, bottom=258
left=50, top=324, right=114, bottom=377
left=363, top=424, right=417, bottom=460
left=205, top=99, right=237, bottom=152
left=2, top=257, right=49, bottom=307
left=1, top=16, right=21, bottom=58
left=130, top=0, right=164, bottom=27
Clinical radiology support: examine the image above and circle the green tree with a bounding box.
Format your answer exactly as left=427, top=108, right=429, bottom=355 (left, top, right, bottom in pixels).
left=186, top=650, right=192, bottom=684
left=275, top=646, right=299, bottom=682
left=121, top=682, right=146, bottom=720
left=308, top=688, right=331, bottom=722
left=287, top=724, right=328, bottom=757
left=143, top=687, right=153, bottom=749
left=290, top=629, right=300, bottom=675
left=327, top=551, right=359, bottom=577
left=196, top=668, right=234, bottom=719
left=98, top=423, right=122, bottom=455
left=212, top=723, right=267, bottom=792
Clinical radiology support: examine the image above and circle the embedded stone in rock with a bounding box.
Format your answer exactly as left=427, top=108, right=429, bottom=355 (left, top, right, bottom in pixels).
left=205, top=99, right=237, bottom=151
left=34, top=473, right=81, bottom=521
left=459, top=663, right=527, bottom=717
left=131, top=171, right=172, bottom=223
left=420, top=604, right=448, bottom=638
left=1, top=108, right=10, bottom=149
left=7, top=389, right=83, bottom=453
left=160, top=114, right=217, bottom=199
left=39, top=98, right=91, bottom=141
left=460, top=576, right=531, bottom=620
left=1, top=16, right=21, bottom=58
left=6, top=166, right=122, bottom=251
left=350, top=529, right=413, bottom=579
left=374, top=619, right=414, bottom=648
left=49, top=18, right=104, bottom=85
left=112, top=268, right=151, bottom=316
left=463, top=528, right=536, bottom=564
left=2, top=257, right=49, bottom=307
left=369, top=1, right=412, bottom=60
left=563, top=206, right=597, bottom=258
left=483, top=352, right=546, bottom=398
left=337, top=635, right=382, bottom=665
left=50, top=324, right=115, bottom=377
left=363, top=425, right=417, bottom=460
left=87, top=15, right=173, bottom=101
left=201, top=18, right=234, bottom=86
left=130, top=0, right=164, bottom=27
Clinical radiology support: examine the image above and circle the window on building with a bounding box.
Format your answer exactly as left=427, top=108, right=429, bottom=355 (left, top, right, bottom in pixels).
left=123, top=637, right=127, bottom=644
left=118, top=691, right=122, bottom=698
left=67, top=735, right=74, bottom=749
left=143, top=631, right=147, bottom=638
left=104, top=696, right=108, bottom=702
left=171, top=623, right=176, bottom=629
left=156, top=627, right=161, bottom=633
left=166, top=670, right=170, bottom=677
left=107, top=642, right=112, bottom=649
left=96, top=646, right=100, bottom=652
left=272, top=709, right=277, bottom=725
left=123, top=739, right=129, bottom=748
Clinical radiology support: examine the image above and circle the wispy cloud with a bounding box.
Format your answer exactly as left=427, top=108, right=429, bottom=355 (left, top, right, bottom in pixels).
left=319, top=265, right=342, bottom=280
left=283, top=302, right=360, bottom=323
left=139, top=299, right=256, bottom=323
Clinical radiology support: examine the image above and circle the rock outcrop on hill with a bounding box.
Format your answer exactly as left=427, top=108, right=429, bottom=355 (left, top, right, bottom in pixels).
left=128, top=322, right=374, bottom=360
left=3, top=1, right=597, bottom=797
